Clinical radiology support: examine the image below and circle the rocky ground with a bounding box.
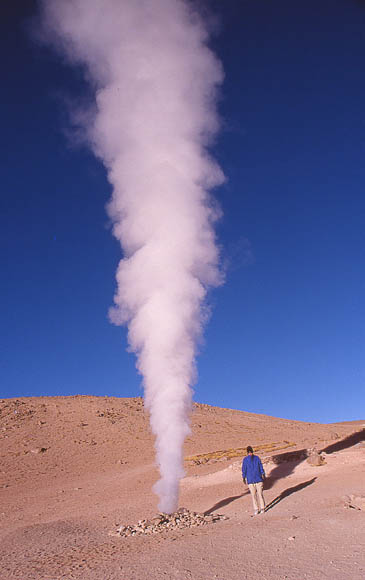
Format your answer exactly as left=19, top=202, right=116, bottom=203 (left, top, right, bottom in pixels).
left=0, top=396, right=364, bottom=579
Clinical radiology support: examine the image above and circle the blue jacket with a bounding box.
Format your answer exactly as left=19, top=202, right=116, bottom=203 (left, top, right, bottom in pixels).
left=242, top=455, right=265, bottom=484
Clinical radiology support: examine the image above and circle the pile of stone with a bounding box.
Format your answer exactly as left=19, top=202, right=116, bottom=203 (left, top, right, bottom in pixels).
left=111, top=507, right=228, bottom=538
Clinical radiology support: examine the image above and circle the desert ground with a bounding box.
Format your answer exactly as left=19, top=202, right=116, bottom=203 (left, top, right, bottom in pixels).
left=0, top=396, right=364, bottom=579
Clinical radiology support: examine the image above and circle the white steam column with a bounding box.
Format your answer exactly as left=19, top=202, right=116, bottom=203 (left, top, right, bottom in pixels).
left=39, top=0, right=224, bottom=513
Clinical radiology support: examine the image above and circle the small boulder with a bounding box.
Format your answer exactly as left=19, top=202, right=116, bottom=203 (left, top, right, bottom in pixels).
left=330, top=432, right=340, bottom=440
left=306, top=451, right=325, bottom=466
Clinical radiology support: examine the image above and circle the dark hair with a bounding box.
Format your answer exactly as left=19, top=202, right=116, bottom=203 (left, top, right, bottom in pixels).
left=246, top=446, right=254, bottom=454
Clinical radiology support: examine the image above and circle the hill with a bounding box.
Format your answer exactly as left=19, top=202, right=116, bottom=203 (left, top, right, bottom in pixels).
left=0, top=396, right=364, bottom=579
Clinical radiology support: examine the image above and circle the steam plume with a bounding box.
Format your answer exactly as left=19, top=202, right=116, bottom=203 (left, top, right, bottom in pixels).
left=39, top=0, right=224, bottom=513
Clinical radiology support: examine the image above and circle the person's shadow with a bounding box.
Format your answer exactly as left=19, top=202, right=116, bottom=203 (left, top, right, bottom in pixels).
left=264, top=477, right=317, bottom=512
left=204, top=492, right=249, bottom=515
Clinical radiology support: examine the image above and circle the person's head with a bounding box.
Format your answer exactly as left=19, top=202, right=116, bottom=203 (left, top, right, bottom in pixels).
left=246, top=446, right=254, bottom=455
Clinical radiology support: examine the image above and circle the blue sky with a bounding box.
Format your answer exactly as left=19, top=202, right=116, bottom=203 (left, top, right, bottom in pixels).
left=1, top=0, right=364, bottom=423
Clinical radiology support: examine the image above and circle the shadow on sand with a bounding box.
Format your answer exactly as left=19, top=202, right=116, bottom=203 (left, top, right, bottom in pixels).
left=264, top=449, right=309, bottom=490
left=204, top=428, right=363, bottom=516
left=204, top=492, right=248, bottom=515
left=264, top=477, right=317, bottom=513
left=320, top=428, right=365, bottom=454
left=265, top=427, right=365, bottom=490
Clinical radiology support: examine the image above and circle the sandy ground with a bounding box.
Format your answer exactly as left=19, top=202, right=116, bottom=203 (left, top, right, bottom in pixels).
left=0, top=396, right=364, bottom=579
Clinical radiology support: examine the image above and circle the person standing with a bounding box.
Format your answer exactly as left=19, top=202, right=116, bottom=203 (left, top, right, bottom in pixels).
left=242, top=445, right=266, bottom=515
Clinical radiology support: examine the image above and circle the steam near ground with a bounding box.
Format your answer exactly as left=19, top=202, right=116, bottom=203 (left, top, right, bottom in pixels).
left=38, top=0, right=224, bottom=512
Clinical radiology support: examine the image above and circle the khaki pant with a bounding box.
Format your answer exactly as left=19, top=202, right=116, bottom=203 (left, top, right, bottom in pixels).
left=248, top=482, right=265, bottom=513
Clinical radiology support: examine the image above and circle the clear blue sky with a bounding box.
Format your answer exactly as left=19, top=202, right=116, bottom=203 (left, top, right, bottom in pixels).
left=1, top=0, right=364, bottom=423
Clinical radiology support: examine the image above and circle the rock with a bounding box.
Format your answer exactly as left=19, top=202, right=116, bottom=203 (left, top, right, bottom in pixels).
left=345, top=495, right=365, bottom=511
left=306, top=451, right=325, bottom=466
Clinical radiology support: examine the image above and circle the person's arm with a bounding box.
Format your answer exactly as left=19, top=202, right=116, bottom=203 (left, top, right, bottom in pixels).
left=242, top=459, right=247, bottom=484
left=259, top=458, right=265, bottom=479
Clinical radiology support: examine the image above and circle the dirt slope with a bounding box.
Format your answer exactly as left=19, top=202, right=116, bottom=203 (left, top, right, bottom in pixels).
left=1, top=396, right=364, bottom=579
